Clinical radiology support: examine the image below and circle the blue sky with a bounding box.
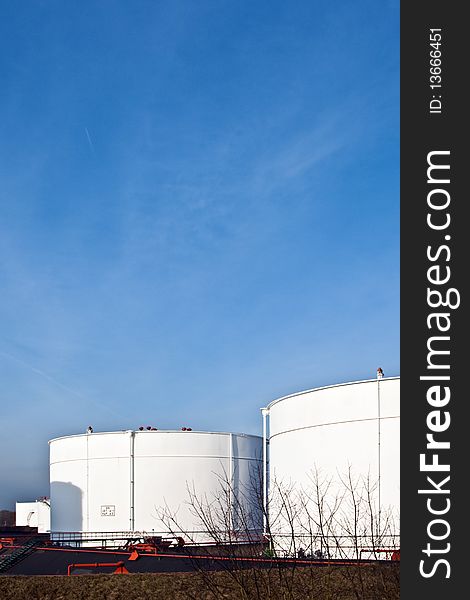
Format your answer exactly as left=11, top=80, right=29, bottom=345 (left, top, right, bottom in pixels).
left=0, top=0, right=399, bottom=508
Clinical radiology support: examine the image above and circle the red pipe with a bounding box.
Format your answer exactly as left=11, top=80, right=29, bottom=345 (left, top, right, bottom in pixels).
left=67, top=561, right=125, bottom=576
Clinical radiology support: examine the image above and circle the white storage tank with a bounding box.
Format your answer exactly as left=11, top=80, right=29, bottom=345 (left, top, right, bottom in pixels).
left=15, top=499, right=51, bottom=533
left=263, top=377, right=400, bottom=557
left=49, top=430, right=263, bottom=547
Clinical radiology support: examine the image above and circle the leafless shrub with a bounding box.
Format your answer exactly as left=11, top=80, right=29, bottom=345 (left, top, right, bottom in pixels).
left=157, top=464, right=399, bottom=600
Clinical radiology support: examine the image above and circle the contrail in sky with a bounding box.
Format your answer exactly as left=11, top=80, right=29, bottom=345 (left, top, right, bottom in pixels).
left=0, top=350, right=123, bottom=418
left=84, top=127, right=95, bottom=154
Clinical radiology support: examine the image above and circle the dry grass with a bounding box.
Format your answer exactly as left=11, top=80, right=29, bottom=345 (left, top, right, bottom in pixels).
left=0, top=565, right=400, bottom=600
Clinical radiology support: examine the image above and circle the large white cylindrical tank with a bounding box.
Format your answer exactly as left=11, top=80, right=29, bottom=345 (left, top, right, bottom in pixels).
left=264, top=377, right=400, bottom=556
left=49, top=430, right=262, bottom=546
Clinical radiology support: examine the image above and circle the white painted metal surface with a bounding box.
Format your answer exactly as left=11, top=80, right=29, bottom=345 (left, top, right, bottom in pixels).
left=49, top=430, right=262, bottom=545
left=263, top=377, right=400, bottom=556
left=15, top=500, right=51, bottom=533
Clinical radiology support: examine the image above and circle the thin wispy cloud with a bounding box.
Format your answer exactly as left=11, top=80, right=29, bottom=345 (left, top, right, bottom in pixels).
left=0, top=350, right=124, bottom=419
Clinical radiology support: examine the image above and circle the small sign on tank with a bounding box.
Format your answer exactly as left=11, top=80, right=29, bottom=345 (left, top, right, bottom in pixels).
left=100, top=505, right=115, bottom=517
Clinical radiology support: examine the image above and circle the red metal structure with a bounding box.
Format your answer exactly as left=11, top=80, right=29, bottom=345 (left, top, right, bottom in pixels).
left=123, top=535, right=177, bottom=553
left=360, top=548, right=400, bottom=561
left=67, top=561, right=129, bottom=575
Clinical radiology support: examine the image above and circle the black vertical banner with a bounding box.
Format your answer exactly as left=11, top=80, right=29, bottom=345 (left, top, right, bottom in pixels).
left=401, top=2, right=467, bottom=598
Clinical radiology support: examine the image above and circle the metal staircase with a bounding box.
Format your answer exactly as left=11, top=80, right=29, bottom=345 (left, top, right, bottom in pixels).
left=0, top=536, right=43, bottom=573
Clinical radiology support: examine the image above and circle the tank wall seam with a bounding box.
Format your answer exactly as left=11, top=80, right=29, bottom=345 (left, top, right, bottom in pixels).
left=269, top=415, right=400, bottom=440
